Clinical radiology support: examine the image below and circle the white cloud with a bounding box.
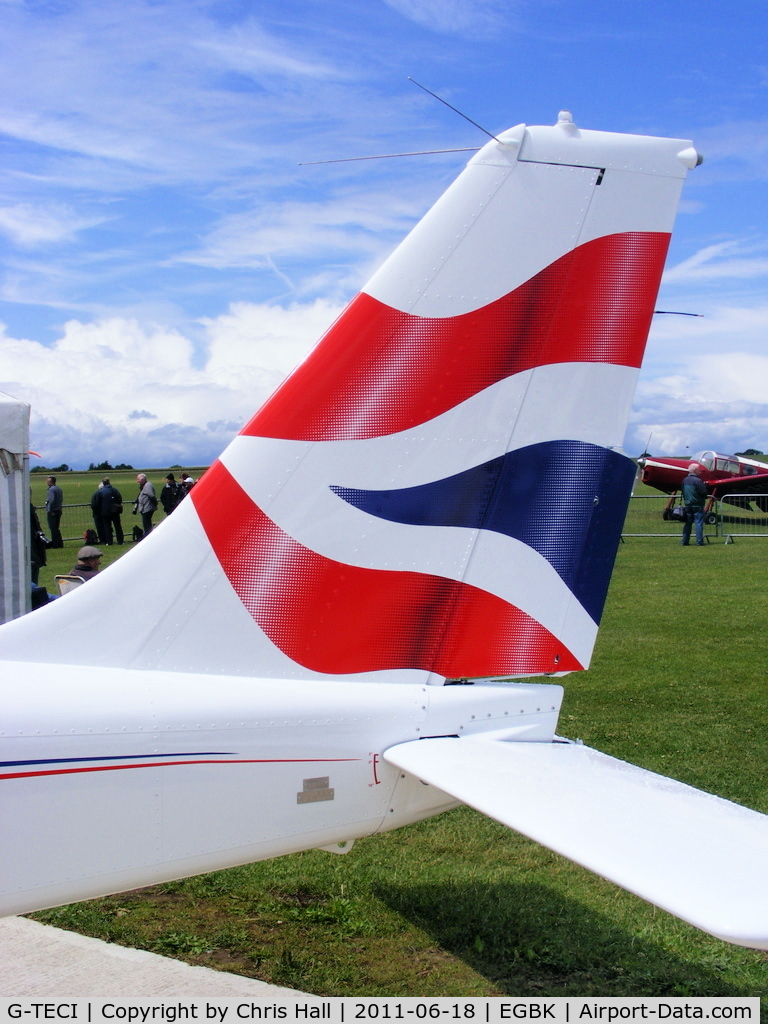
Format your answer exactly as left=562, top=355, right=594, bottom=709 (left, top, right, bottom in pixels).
left=0, top=0, right=429, bottom=192
left=628, top=347, right=768, bottom=457
left=0, top=299, right=340, bottom=469
left=0, top=203, right=103, bottom=247
left=693, top=119, right=768, bottom=181
left=664, top=240, right=768, bottom=284
left=2, top=0, right=768, bottom=477
left=203, top=299, right=341, bottom=383
left=694, top=353, right=768, bottom=404
left=380, top=0, right=513, bottom=36
left=181, top=191, right=426, bottom=276
left=625, top=295, right=768, bottom=457
left=194, top=27, right=342, bottom=83
left=647, top=300, right=768, bottom=360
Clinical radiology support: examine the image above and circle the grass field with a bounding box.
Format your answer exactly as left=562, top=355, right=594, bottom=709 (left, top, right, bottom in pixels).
left=30, top=468, right=207, bottom=579
left=27, top=476, right=768, bottom=999
left=29, top=468, right=206, bottom=510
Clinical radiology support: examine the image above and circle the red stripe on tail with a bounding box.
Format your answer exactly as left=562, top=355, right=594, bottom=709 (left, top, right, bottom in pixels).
left=193, top=461, right=581, bottom=677
left=244, top=232, right=670, bottom=441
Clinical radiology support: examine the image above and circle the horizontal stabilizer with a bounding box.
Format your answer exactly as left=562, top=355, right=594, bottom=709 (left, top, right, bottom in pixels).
left=384, top=735, right=768, bottom=948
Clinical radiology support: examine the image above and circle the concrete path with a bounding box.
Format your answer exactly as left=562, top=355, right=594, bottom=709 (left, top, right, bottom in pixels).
left=0, top=916, right=307, bottom=997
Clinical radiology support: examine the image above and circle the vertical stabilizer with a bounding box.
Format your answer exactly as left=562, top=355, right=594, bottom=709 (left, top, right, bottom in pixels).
left=0, top=116, right=699, bottom=681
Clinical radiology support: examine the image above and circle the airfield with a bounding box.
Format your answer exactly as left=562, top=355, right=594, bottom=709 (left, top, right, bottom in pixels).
left=18, top=470, right=768, bottom=999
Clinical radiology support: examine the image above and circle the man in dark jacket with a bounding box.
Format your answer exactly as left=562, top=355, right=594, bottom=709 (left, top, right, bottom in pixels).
left=30, top=503, right=47, bottom=585
left=90, top=484, right=107, bottom=545
left=91, top=477, right=124, bottom=545
left=45, top=475, right=63, bottom=548
left=681, top=464, right=708, bottom=546
left=160, top=473, right=180, bottom=515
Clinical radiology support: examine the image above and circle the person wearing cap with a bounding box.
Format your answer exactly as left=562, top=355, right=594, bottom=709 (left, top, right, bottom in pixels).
left=70, top=545, right=103, bottom=582
left=178, top=473, right=196, bottom=499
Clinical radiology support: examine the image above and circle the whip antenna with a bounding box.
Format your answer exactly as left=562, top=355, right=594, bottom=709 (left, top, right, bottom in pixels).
left=299, top=148, right=479, bottom=166
left=408, top=77, right=501, bottom=143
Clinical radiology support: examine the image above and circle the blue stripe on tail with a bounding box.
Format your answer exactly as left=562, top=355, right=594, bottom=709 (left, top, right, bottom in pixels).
left=331, top=441, right=634, bottom=624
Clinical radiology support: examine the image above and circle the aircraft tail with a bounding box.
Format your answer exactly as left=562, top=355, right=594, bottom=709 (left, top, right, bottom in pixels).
left=0, top=114, right=699, bottom=682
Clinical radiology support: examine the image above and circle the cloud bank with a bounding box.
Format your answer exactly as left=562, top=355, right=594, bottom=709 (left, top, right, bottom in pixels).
left=3, top=0, right=768, bottom=467
left=2, top=300, right=339, bottom=469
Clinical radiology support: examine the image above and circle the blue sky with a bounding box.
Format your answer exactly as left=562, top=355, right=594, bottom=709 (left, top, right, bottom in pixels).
left=1, top=0, right=768, bottom=468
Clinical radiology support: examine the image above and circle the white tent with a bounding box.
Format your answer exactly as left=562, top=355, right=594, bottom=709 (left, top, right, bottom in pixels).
left=0, top=392, right=30, bottom=623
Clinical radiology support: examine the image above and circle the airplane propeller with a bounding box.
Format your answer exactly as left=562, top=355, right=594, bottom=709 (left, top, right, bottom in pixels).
left=632, top=434, right=653, bottom=494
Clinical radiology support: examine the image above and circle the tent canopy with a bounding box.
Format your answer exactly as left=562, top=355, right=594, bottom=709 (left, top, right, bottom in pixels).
left=0, top=391, right=31, bottom=623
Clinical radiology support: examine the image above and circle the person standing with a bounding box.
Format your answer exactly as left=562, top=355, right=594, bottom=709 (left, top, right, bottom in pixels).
left=681, top=464, right=708, bottom=546
left=90, top=482, right=107, bottom=545
left=45, top=475, right=64, bottom=548
left=160, top=473, right=180, bottom=515
left=30, top=502, right=48, bottom=585
left=95, top=477, right=124, bottom=545
left=134, top=473, right=157, bottom=538
left=178, top=473, right=196, bottom=500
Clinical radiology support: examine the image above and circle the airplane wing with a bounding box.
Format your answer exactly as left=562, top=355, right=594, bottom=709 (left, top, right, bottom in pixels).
left=709, top=473, right=768, bottom=499
left=384, top=734, right=768, bottom=949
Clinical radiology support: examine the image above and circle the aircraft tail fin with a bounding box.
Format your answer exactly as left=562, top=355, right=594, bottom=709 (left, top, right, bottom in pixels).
left=0, top=116, right=699, bottom=682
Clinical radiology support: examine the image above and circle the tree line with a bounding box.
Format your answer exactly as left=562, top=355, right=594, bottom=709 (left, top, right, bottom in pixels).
left=31, top=461, right=135, bottom=473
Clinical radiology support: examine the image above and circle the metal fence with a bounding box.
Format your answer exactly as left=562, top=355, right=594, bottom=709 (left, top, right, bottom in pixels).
left=716, top=493, right=768, bottom=543
left=35, top=503, right=139, bottom=544
left=622, top=494, right=718, bottom=541
left=38, top=493, right=768, bottom=547
left=623, top=493, right=768, bottom=542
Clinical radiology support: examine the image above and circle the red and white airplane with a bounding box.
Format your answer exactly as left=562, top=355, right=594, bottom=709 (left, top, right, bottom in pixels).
left=3, top=112, right=768, bottom=950
left=640, top=450, right=768, bottom=518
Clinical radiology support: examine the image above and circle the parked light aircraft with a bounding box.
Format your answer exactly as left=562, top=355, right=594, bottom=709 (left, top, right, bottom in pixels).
left=3, top=112, right=768, bottom=951
left=640, top=450, right=768, bottom=518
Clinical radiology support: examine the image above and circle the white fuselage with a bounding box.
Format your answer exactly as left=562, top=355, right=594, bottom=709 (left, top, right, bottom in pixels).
left=0, top=667, right=562, bottom=916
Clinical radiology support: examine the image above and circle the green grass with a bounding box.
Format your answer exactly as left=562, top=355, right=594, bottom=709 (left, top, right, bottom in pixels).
left=31, top=467, right=208, bottom=584
left=30, top=524, right=768, bottom=998
left=30, top=467, right=208, bottom=509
